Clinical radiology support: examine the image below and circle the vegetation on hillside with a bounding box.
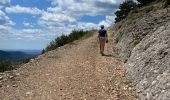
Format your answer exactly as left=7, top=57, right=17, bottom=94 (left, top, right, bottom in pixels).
left=137, top=0, right=155, bottom=6
left=115, top=0, right=170, bottom=23
left=0, top=61, right=12, bottom=72
left=43, top=30, right=96, bottom=53
left=138, top=0, right=170, bottom=6
left=115, top=1, right=136, bottom=23
left=161, top=0, right=170, bottom=7
left=0, top=58, right=33, bottom=72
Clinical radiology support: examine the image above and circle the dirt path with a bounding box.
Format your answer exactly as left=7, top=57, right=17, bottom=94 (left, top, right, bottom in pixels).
left=0, top=31, right=138, bottom=100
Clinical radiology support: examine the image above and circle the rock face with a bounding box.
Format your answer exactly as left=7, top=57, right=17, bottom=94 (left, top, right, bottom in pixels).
left=112, top=4, right=170, bottom=100
left=126, top=23, right=170, bottom=100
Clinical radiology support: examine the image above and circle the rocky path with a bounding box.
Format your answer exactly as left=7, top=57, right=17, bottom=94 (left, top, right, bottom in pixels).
left=0, top=31, right=138, bottom=100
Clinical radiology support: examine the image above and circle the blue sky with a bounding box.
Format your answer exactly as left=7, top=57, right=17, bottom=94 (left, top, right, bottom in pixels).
left=0, top=0, right=124, bottom=50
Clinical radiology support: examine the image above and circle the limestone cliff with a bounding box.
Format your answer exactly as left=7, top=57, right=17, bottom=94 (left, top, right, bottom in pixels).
left=112, top=3, right=170, bottom=100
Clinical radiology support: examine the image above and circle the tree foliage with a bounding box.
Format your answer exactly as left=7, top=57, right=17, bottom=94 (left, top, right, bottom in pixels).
left=44, top=30, right=91, bottom=52
left=137, top=0, right=155, bottom=6
left=137, top=0, right=170, bottom=6
left=0, top=61, right=12, bottom=72
left=115, top=1, right=136, bottom=23
left=161, top=0, right=170, bottom=7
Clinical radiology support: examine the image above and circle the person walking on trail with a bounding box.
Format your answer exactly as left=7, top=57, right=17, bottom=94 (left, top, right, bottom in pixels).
left=98, top=25, right=108, bottom=56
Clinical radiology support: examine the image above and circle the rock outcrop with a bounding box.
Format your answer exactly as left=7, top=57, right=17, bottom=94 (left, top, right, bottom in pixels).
left=112, top=3, right=170, bottom=100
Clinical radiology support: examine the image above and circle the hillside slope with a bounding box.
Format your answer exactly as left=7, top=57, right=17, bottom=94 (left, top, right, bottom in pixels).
left=0, top=32, right=138, bottom=99
left=112, top=3, right=170, bottom=100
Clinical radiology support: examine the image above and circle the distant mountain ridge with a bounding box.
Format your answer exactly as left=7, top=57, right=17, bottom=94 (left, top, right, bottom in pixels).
left=0, top=50, right=40, bottom=62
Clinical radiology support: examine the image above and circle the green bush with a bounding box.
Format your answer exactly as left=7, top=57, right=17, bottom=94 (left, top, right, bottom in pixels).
left=137, top=0, right=156, bottom=6
left=160, top=0, right=170, bottom=7
left=166, top=0, right=170, bottom=5
left=41, top=49, right=45, bottom=54
left=22, top=58, right=31, bottom=63
left=0, top=61, right=12, bottom=72
left=137, top=0, right=170, bottom=7
left=115, top=1, right=137, bottom=23
left=44, top=30, right=92, bottom=52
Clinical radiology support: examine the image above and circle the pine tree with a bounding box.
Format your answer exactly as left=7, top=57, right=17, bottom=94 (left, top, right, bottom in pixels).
left=115, top=1, right=136, bottom=23
left=41, top=49, right=45, bottom=54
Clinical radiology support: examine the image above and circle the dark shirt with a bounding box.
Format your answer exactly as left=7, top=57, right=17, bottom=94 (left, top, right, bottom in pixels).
left=98, top=29, right=107, bottom=37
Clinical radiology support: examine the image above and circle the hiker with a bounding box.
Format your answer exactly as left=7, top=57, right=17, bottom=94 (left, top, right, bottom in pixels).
left=98, top=25, right=108, bottom=56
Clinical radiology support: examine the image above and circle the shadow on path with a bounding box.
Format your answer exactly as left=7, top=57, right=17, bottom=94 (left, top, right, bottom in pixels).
left=102, top=54, right=114, bottom=57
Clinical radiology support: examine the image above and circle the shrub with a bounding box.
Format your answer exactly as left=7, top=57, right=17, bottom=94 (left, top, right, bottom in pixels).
left=137, top=0, right=156, bottom=6
left=137, top=0, right=170, bottom=7
left=22, top=58, right=31, bottom=63
left=161, top=0, right=170, bottom=7
left=115, top=1, right=137, bottom=23
left=41, top=49, right=45, bottom=54
left=44, top=30, right=92, bottom=52
left=0, top=61, right=12, bottom=72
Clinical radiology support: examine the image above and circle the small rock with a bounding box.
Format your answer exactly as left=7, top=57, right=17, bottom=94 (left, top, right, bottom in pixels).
left=152, top=80, right=156, bottom=85
left=26, top=91, right=34, bottom=96
left=12, top=84, right=18, bottom=87
left=128, top=87, right=132, bottom=90
left=161, top=90, right=165, bottom=93
left=46, top=73, right=50, bottom=76
left=0, top=76, right=3, bottom=80
left=146, top=93, right=151, bottom=100
left=154, top=70, right=158, bottom=73
left=136, top=89, right=142, bottom=93
left=9, top=76, right=14, bottom=79
left=16, top=73, right=20, bottom=76
left=123, top=87, right=127, bottom=90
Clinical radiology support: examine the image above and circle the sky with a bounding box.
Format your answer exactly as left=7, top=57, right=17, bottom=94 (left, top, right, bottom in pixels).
left=0, top=0, right=124, bottom=50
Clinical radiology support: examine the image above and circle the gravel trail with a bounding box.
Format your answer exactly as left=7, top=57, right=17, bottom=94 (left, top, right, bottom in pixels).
left=0, top=31, right=138, bottom=100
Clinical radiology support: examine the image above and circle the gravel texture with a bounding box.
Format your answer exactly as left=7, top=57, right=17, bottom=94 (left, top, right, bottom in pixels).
left=0, top=32, right=138, bottom=100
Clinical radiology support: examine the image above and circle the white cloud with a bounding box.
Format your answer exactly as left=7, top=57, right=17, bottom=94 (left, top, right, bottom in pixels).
left=0, top=27, right=50, bottom=42
left=39, top=12, right=76, bottom=27
left=5, top=5, right=42, bottom=14
left=39, top=0, right=123, bottom=30
left=0, top=25, right=9, bottom=29
left=0, top=0, right=10, bottom=8
left=75, top=22, right=98, bottom=30
left=21, top=29, right=42, bottom=34
left=23, top=22, right=30, bottom=27
left=50, top=0, right=123, bottom=16
left=23, top=22, right=34, bottom=27
left=1, top=0, right=125, bottom=50
left=0, top=10, right=15, bottom=25
left=0, top=0, right=10, bottom=5
left=30, top=0, right=123, bottom=46
left=38, top=0, right=122, bottom=33
left=99, top=16, right=116, bottom=28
